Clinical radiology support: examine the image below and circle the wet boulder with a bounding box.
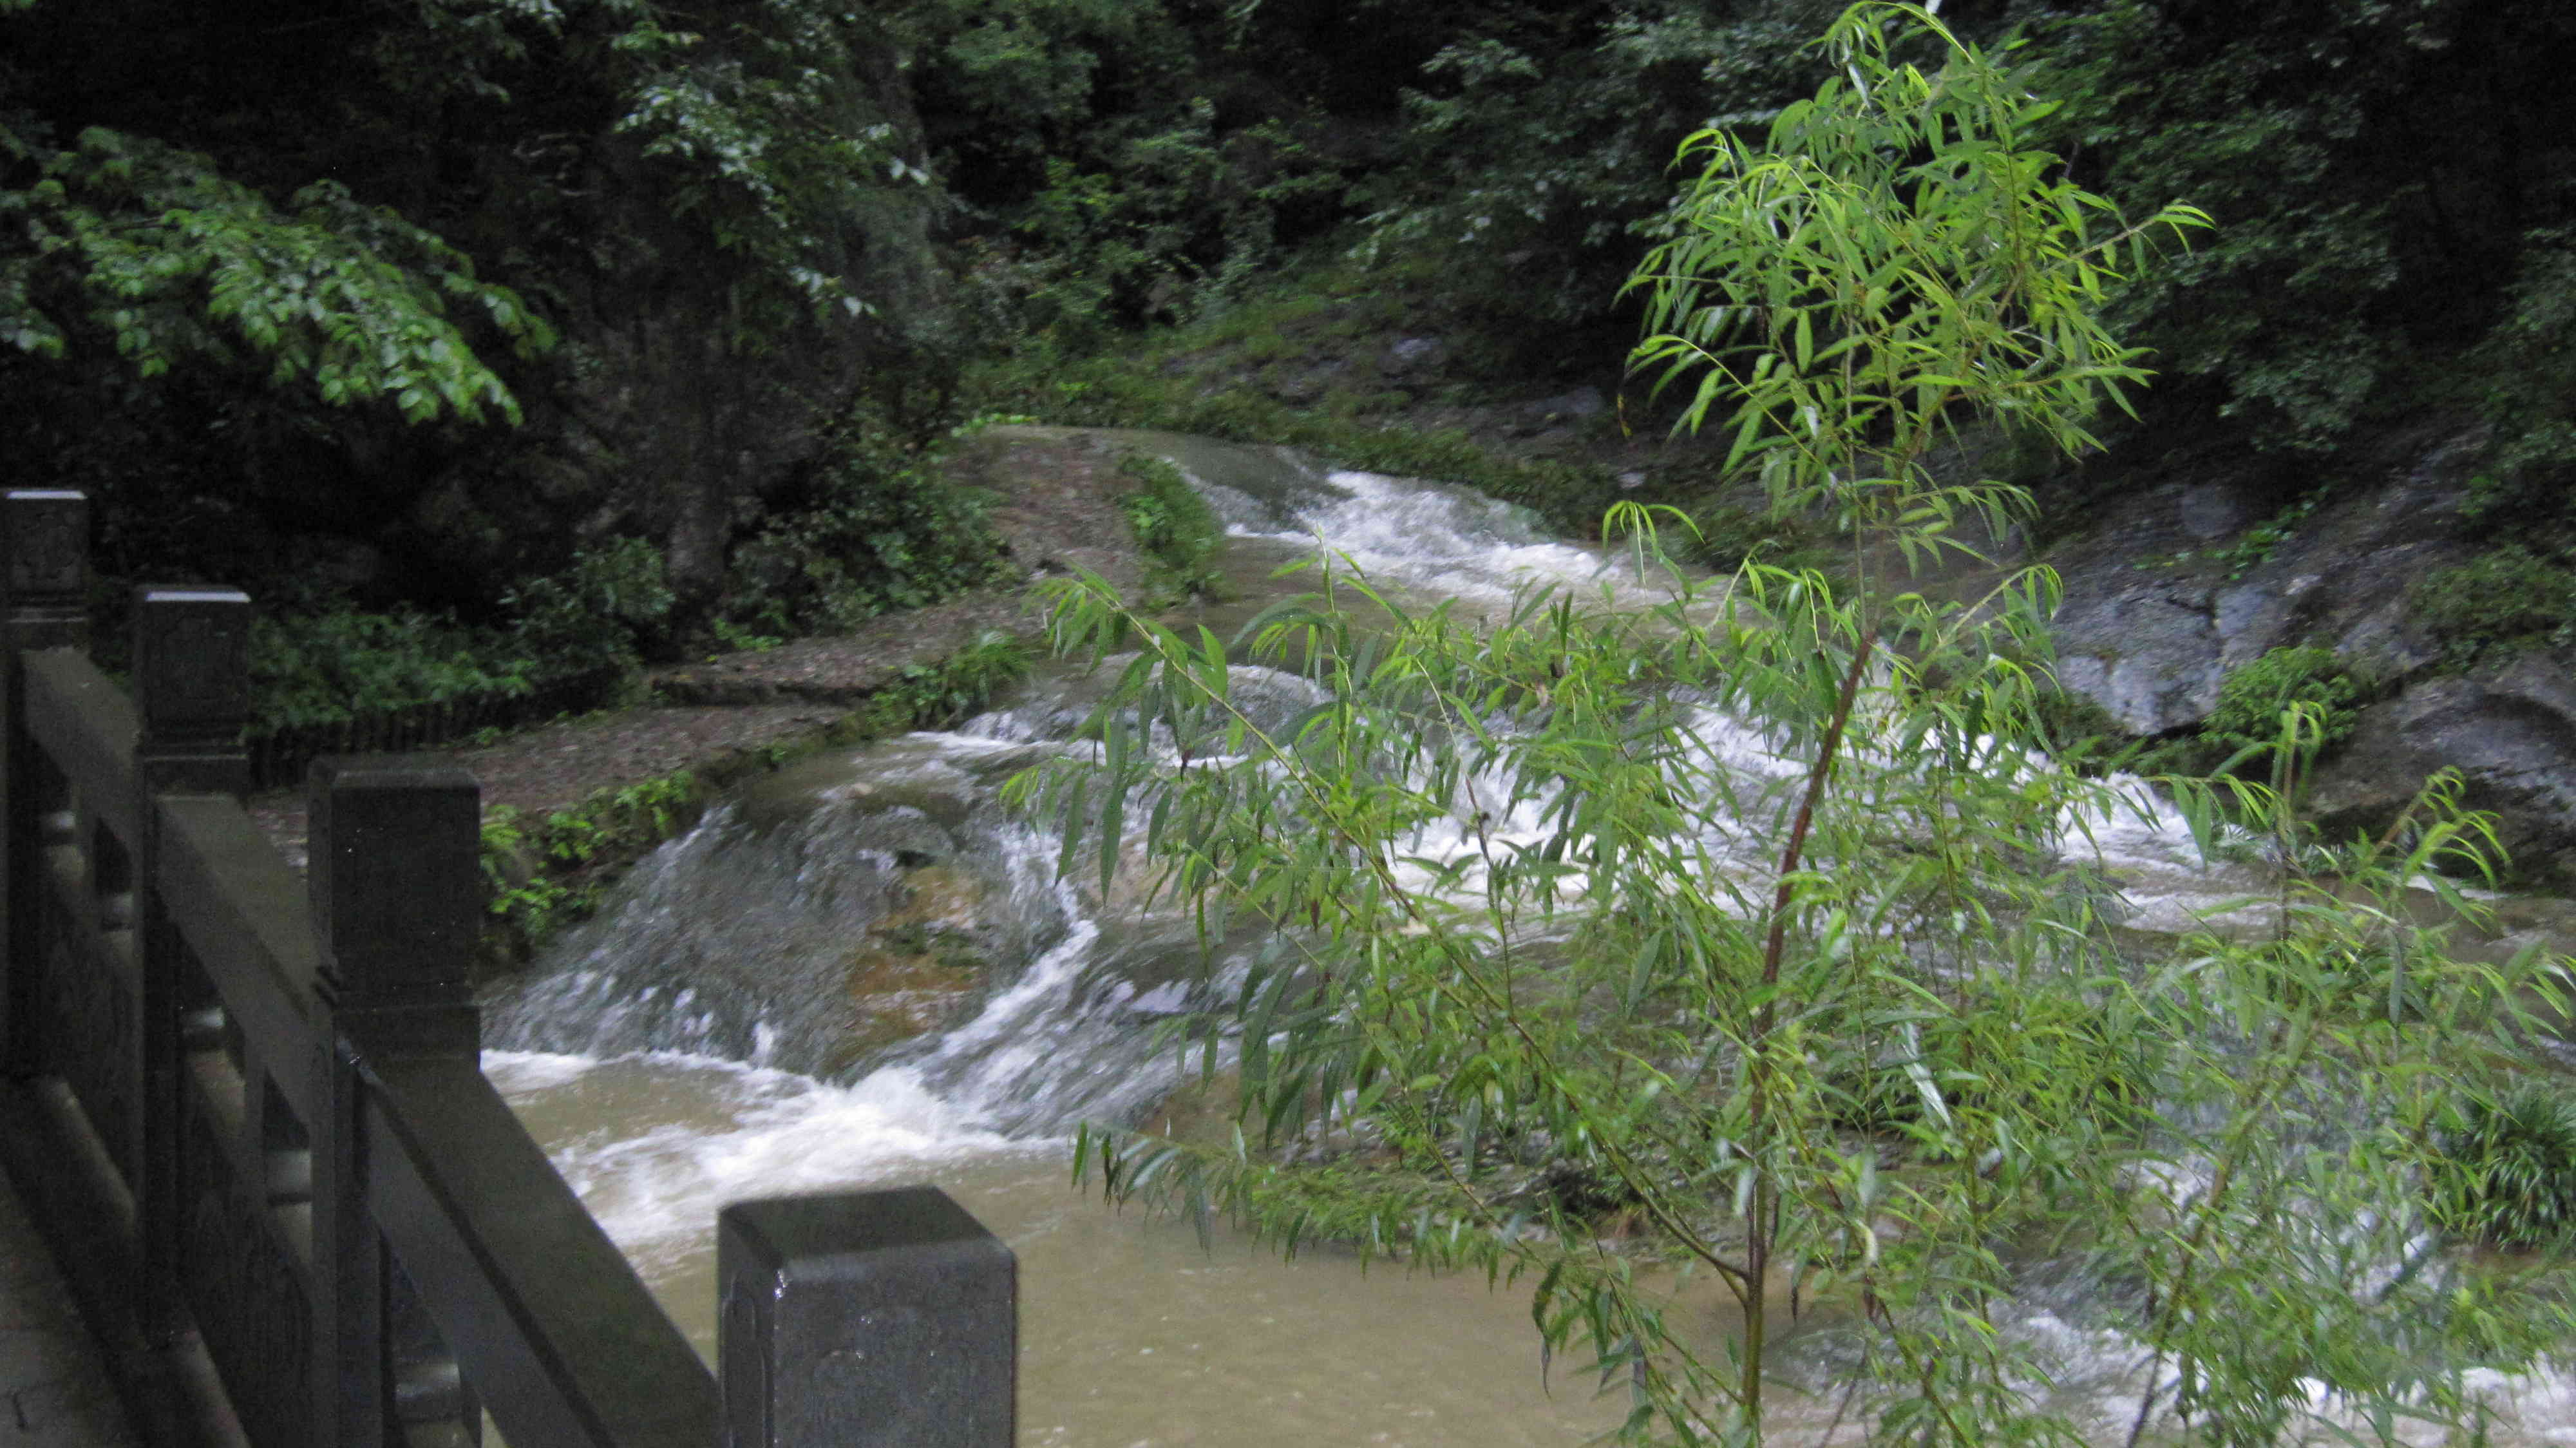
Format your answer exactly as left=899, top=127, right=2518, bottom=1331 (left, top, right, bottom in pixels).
left=2309, top=649, right=2576, bottom=885
left=2043, top=428, right=2480, bottom=733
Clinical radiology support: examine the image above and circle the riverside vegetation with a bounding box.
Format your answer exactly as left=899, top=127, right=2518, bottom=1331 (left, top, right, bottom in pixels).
left=15, top=0, right=2576, bottom=735
left=1016, top=8, right=2576, bottom=1444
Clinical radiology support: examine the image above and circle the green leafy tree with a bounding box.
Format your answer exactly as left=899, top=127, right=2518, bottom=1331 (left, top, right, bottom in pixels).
left=1354, top=0, right=1842, bottom=345
left=1018, top=6, right=2572, bottom=1442
left=2, top=0, right=961, bottom=620
left=2031, top=0, right=2576, bottom=452
left=1, top=124, right=552, bottom=423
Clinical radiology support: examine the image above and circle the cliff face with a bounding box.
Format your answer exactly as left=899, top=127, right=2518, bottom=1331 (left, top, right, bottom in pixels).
left=413, top=24, right=955, bottom=613
left=2039, top=423, right=2576, bottom=886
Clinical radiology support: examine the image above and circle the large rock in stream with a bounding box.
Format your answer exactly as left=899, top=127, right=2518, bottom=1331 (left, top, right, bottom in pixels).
left=2044, top=427, right=2477, bottom=735
left=2306, top=656, right=2576, bottom=882
left=2040, top=424, right=2576, bottom=886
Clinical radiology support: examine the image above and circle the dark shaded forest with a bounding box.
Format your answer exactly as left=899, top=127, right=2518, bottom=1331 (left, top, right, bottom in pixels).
left=5, top=0, right=2575, bottom=730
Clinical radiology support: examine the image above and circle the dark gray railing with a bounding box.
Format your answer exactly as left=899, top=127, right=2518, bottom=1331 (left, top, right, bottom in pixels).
left=0, top=490, right=1015, bottom=1447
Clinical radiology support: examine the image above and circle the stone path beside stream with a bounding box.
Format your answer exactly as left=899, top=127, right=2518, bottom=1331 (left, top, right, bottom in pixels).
left=247, top=425, right=1150, bottom=870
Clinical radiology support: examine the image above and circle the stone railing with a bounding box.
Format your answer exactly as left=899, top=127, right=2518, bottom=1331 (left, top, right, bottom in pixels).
left=0, top=489, right=1016, bottom=1447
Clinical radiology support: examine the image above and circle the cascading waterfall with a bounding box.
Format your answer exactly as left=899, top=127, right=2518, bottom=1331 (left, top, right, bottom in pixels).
left=481, top=430, right=2576, bottom=1447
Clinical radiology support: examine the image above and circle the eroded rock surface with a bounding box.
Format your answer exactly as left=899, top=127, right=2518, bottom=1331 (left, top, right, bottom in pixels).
left=2310, top=653, right=2576, bottom=882
left=2044, top=428, right=2479, bottom=735
left=2044, top=424, right=2576, bottom=884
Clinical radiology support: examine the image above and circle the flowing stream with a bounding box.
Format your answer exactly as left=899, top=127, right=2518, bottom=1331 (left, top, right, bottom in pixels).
left=483, top=428, right=2576, bottom=1445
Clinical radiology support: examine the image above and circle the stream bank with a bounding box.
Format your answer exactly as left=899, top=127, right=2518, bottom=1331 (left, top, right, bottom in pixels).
left=245, top=426, right=1159, bottom=924
left=2033, top=419, right=2576, bottom=888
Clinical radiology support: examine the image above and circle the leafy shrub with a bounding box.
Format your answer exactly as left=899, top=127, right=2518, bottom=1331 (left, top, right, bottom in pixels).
left=1821, top=985, right=2159, bottom=1143
left=1350, top=3, right=1834, bottom=341
left=503, top=536, right=676, bottom=678
left=1116, top=451, right=1226, bottom=604
left=719, top=399, right=1010, bottom=638
left=2203, top=645, right=2362, bottom=761
left=2461, top=233, right=2576, bottom=546
left=2024, top=686, right=2129, bottom=776
left=2410, top=546, right=2576, bottom=670
left=251, top=609, right=533, bottom=730
left=846, top=631, right=1032, bottom=736
left=964, top=119, right=1345, bottom=346
left=2031, top=1, right=2576, bottom=453
left=478, top=806, right=586, bottom=948
left=2427, top=1083, right=2576, bottom=1249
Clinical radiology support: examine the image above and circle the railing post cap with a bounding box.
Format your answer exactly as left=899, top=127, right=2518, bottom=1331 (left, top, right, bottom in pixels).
left=719, top=1188, right=1016, bottom=1279
left=718, top=1187, right=1016, bottom=1448
left=135, top=584, right=249, bottom=604
left=3, top=491, right=88, bottom=621
left=131, top=585, right=251, bottom=793
left=308, top=756, right=482, bottom=1048
left=308, top=756, right=482, bottom=797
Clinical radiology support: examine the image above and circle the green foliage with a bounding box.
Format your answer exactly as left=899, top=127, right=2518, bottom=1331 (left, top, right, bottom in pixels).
left=2031, top=0, right=2576, bottom=452
left=3, top=0, right=962, bottom=649
left=478, top=770, right=701, bottom=946
left=1819, top=976, right=2158, bottom=1141
left=250, top=609, right=533, bottom=731
left=1672, top=500, right=1842, bottom=578
left=2204, top=645, right=2363, bottom=761
left=2411, top=547, right=2576, bottom=671
left=375, top=0, right=928, bottom=344
left=1354, top=1, right=1838, bottom=336
left=965, top=117, right=1343, bottom=345
left=922, top=0, right=1349, bottom=343
left=504, top=536, right=677, bottom=677
left=2132, top=646, right=2363, bottom=783
left=1015, top=8, right=2576, bottom=1437
left=719, top=398, right=1012, bottom=639
left=2428, top=1082, right=2576, bottom=1250
left=480, top=806, right=589, bottom=945
left=845, top=630, right=1033, bottom=736
left=0, top=125, right=553, bottom=421
left=242, top=542, right=685, bottom=745
left=2022, top=685, right=2128, bottom=776
left=709, top=619, right=785, bottom=656
left=1115, top=450, right=1226, bottom=604
left=1018, top=12, right=2576, bottom=1442
left=1627, top=9, right=2207, bottom=482
left=2470, top=233, right=2576, bottom=537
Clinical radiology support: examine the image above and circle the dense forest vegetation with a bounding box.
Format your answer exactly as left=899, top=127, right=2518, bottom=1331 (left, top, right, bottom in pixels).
left=4, top=0, right=2575, bottom=727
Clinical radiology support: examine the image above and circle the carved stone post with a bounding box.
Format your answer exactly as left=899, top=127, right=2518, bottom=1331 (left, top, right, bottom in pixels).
left=131, top=585, right=251, bottom=1344
left=309, top=756, right=483, bottom=1448
left=1, top=490, right=88, bottom=1077
left=718, top=1187, right=1017, bottom=1448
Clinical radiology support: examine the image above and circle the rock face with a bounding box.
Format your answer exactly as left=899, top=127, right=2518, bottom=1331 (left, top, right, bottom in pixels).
left=412, top=26, right=949, bottom=611
left=2044, top=428, right=2479, bottom=735
left=2308, top=654, right=2576, bottom=882
left=2042, top=423, right=2576, bottom=884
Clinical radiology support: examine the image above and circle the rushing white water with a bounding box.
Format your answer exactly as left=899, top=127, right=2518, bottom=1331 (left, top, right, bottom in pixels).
left=483, top=430, right=2576, bottom=1445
